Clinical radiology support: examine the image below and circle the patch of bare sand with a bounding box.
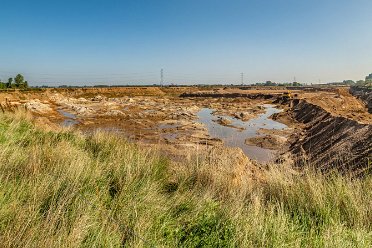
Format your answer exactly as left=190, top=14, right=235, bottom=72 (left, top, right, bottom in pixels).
left=245, top=135, right=287, bottom=150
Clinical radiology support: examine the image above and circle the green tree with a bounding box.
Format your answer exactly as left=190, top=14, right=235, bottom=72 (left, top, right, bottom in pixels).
left=366, top=73, right=372, bottom=87
left=0, top=80, right=5, bottom=89
left=14, top=74, right=24, bottom=88
left=264, top=81, right=276, bottom=86
left=7, top=78, right=13, bottom=88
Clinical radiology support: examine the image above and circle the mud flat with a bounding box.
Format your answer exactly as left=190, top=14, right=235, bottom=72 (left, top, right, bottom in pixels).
left=245, top=135, right=287, bottom=150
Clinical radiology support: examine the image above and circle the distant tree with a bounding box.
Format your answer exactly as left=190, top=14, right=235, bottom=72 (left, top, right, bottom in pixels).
left=0, top=80, right=5, bottom=89
left=7, top=78, right=13, bottom=88
left=366, top=74, right=372, bottom=87
left=264, top=81, right=277, bottom=86
left=14, top=74, right=25, bottom=88
left=356, top=80, right=365, bottom=86
left=343, top=80, right=355, bottom=85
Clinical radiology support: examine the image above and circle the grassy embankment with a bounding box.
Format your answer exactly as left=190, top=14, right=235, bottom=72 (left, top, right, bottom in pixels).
left=1, top=111, right=372, bottom=247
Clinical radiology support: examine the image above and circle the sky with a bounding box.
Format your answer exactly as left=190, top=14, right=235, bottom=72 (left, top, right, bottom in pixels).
left=0, top=0, right=371, bottom=86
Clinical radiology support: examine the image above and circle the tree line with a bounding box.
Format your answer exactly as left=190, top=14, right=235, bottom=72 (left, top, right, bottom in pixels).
left=0, top=74, right=28, bottom=89
left=253, top=81, right=303, bottom=87
left=342, top=73, right=372, bottom=87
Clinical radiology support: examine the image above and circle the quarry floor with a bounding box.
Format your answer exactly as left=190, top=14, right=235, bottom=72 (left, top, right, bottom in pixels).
left=0, top=86, right=370, bottom=165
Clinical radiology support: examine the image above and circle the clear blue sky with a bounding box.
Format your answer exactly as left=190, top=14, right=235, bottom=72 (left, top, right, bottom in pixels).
left=0, top=0, right=371, bottom=86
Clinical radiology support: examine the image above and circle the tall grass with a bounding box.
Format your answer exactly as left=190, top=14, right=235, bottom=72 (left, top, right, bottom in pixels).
left=0, top=111, right=371, bottom=247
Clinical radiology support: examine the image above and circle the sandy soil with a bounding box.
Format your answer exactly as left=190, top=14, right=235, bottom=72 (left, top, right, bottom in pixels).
left=298, top=88, right=370, bottom=124
left=245, top=135, right=287, bottom=150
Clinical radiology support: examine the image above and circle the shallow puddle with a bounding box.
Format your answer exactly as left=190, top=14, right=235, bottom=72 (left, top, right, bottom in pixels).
left=57, top=109, right=79, bottom=127
left=197, top=104, right=288, bottom=163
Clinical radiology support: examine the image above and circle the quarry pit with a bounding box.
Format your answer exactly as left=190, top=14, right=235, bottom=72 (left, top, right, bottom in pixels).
left=0, top=86, right=370, bottom=172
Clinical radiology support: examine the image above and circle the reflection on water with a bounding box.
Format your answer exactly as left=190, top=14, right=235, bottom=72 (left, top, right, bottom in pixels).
left=57, top=109, right=79, bottom=127
left=197, top=104, right=288, bottom=163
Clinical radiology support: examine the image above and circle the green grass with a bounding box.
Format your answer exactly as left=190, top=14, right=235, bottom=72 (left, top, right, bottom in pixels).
left=0, top=111, right=371, bottom=247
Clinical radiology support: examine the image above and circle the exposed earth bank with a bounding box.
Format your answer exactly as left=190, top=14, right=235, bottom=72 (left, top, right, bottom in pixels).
left=274, top=99, right=372, bottom=173
left=350, top=86, right=372, bottom=113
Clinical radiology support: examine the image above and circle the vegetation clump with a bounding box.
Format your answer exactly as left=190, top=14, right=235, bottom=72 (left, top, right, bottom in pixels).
left=0, top=111, right=371, bottom=247
left=0, top=74, right=28, bottom=89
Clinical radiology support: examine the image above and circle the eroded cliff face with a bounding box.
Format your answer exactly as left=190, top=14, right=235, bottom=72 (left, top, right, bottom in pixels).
left=350, top=86, right=372, bottom=114
left=287, top=99, right=371, bottom=173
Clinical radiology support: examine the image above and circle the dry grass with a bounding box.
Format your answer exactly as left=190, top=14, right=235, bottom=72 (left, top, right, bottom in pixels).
left=0, top=111, right=371, bottom=247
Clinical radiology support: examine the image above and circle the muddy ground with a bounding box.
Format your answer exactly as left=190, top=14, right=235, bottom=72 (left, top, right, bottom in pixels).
left=0, top=86, right=370, bottom=171
left=245, top=135, right=287, bottom=150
